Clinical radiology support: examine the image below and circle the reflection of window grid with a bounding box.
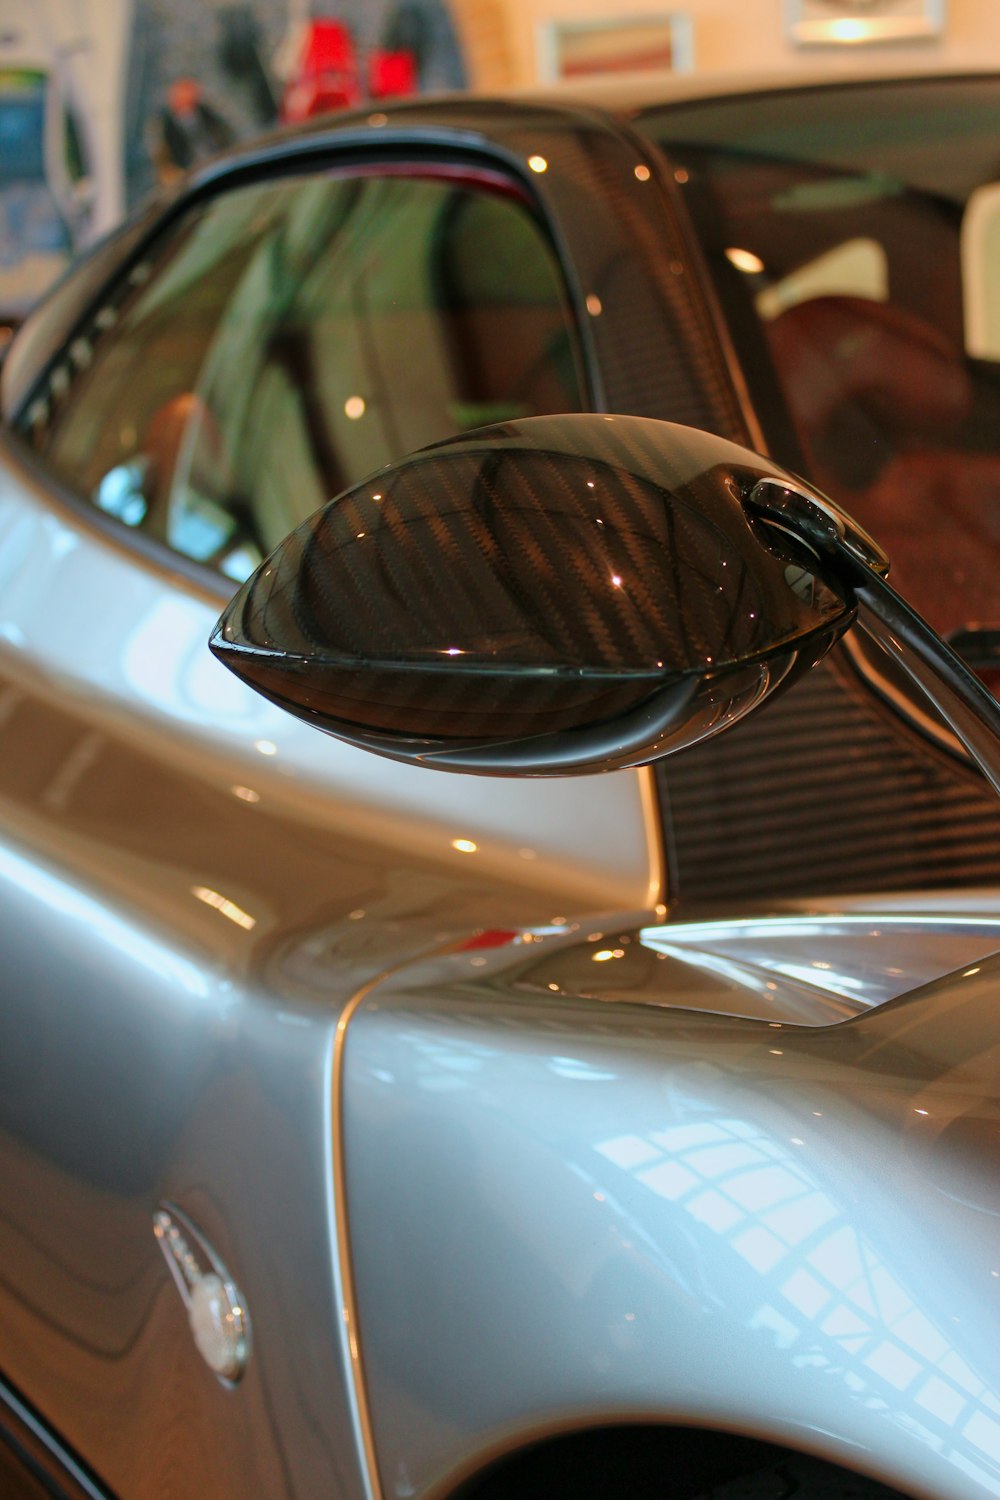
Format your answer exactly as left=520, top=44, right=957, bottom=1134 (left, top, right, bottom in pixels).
left=597, top=1117, right=1000, bottom=1480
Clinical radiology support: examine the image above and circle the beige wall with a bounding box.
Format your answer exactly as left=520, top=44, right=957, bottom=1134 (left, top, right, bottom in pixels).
left=452, top=0, right=1000, bottom=91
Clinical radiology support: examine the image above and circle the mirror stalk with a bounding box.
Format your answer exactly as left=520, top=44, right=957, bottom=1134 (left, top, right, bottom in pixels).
left=853, top=579, right=1000, bottom=800
left=749, top=478, right=1000, bottom=799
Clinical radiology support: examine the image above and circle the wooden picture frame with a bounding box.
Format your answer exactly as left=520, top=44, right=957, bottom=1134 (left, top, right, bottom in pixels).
left=537, top=14, right=694, bottom=82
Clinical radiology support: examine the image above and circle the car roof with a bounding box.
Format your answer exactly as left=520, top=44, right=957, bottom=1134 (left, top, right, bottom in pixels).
left=189, top=63, right=1000, bottom=195
left=509, top=61, right=1000, bottom=116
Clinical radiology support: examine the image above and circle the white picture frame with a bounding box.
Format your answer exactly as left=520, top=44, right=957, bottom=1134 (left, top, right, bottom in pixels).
left=785, top=0, right=946, bottom=48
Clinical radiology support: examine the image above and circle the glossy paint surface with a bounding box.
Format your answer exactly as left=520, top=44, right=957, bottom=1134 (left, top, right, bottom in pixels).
left=1, top=94, right=738, bottom=1493
left=637, top=912, right=1000, bottom=1021
left=0, top=435, right=656, bottom=1498
left=438, top=908, right=1000, bottom=1027
left=0, top=439, right=657, bottom=909
left=344, top=942, right=1000, bottom=1500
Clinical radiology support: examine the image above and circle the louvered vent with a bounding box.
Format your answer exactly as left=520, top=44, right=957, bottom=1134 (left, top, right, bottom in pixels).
left=658, top=658, right=1000, bottom=904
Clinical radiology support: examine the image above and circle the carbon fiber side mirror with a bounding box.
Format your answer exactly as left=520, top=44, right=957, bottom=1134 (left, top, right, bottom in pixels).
left=210, top=415, right=855, bottom=775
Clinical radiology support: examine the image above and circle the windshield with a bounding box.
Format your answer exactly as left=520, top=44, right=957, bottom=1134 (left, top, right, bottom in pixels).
left=639, top=78, right=1000, bottom=664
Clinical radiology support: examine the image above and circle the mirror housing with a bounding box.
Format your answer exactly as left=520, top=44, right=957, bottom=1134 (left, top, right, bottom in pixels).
left=210, top=415, right=856, bottom=775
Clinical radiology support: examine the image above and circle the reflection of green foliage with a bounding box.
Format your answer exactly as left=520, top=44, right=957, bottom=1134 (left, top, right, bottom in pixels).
left=64, top=110, right=86, bottom=184
left=448, top=401, right=532, bottom=430
left=0, top=69, right=45, bottom=93
left=448, top=194, right=569, bottom=304
left=773, top=174, right=905, bottom=214
left=41, top=164, right=585, bottom=582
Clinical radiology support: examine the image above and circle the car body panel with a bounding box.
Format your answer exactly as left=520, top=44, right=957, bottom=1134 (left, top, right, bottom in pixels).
left=427, top=910, right=1000, bottom=1026
left=0, top=436, right=660, bottom=912
left=345, top=947, right=1000, bottom=1500
left=635, top=912, right=1000, bottom=1021
left=0, top=430, right=658, bottom=1497
left=515, top=61, right=999, bottom=115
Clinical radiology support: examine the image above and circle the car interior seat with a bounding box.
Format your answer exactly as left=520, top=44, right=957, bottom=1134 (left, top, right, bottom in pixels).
left=764, top=293, right=1000, bottom=638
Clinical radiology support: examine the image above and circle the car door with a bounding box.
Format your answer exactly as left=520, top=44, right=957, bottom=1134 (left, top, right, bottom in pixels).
left=0, top=135, right=671, bottom=1498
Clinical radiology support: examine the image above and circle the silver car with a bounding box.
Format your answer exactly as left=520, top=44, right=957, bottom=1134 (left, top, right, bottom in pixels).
left=2, top=67, right=1000, bottom=1500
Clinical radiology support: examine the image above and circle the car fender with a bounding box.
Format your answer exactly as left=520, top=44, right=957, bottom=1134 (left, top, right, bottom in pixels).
left=342, top=947, right=1000, bottom=1500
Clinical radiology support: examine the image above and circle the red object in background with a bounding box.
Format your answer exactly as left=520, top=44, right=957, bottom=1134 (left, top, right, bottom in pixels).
left=369, top=49, right=417, bottom=99
left=454, top=930, right=520, bottom=952
left=281, top=20, right=361, bottom=122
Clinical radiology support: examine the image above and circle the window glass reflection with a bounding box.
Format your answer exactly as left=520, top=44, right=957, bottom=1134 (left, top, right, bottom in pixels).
left=27, top=170, right=586, bottom=582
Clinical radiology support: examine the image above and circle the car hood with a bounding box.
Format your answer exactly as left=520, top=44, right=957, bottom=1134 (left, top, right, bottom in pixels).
left=442, top=897, right=1000, bottom=1026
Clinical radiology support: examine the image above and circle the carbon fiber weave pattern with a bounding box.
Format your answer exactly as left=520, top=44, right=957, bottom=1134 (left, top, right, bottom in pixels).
left=213, top=416, right=850, bottom=746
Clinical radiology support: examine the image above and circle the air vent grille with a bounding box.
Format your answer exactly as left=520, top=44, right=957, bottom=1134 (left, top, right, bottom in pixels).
left=658, top=660, right=1000, bottom=903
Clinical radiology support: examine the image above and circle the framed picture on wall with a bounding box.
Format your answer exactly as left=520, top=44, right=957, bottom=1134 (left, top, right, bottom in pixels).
left=785, top=0, right=946, bottom=47
left=537, top=14, right=694, bottom=82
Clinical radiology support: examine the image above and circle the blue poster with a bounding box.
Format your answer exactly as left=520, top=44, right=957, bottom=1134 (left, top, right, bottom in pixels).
left=0, top=0, right=468, bottom=330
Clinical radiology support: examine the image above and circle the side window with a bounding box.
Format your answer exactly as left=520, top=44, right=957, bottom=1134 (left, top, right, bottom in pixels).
left=18, top=166, right=588, bottom=582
